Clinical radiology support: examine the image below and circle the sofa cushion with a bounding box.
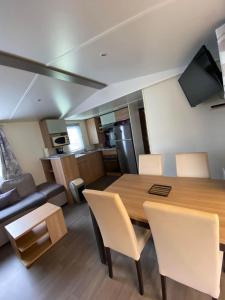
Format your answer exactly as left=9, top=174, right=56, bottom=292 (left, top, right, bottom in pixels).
left=0, top=173, right=37, bottom=198
left=0, top=192, right=46, bottom=223
left=37, top=182, right=65, bottom=199
left=0, top=188, right=20, bottom=210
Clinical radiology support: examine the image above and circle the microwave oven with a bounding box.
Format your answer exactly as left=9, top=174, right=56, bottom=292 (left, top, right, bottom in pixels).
left=51, top=134, right=70, bottom=147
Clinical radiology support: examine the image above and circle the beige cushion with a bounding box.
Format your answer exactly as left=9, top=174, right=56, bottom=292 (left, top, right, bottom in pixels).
left=0, top=173, right=37, bottom=198
left=143, top=202, right=222, bottom=299
left=83, top=189, right=150, bottom=260
left=133, top=225, right=151, bottom=254
left=139, top=154, right=163, bottom=176
left=176, top=152, right=210, bottom=178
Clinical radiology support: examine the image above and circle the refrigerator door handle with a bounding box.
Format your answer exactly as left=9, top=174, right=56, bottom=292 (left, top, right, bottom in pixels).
left=114, top=139, right=132, bottom=142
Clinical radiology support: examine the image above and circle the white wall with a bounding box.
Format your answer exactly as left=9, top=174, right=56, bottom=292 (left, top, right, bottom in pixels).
left=67, top=67, right=183, bottom=118
left=2, top=121, right=46, bottom=184
left=142, top=76, right=225, bottom=179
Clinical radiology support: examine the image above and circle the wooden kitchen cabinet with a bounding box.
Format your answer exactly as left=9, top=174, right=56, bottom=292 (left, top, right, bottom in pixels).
left=77, top=156, right=92, bottom=184
left=102, top=149, right=117, bottom=156
left=41, top=155, right=80, bottom=205
left=39, top=120, right=53, bottom=150
left=89, top=152, right=105, bottom=181
left=86, top=118, right=99, bottom=144
left=77, top=151, right=105, bottom=185
left=86, top=117, right=104, bottom=145
left=41, top=159, right=55, bottom=183
left=41, top=151, right=104, bottom=202
left=102, top=149, right=121, bottom=175
left=115, top=107, right=129, bottom=122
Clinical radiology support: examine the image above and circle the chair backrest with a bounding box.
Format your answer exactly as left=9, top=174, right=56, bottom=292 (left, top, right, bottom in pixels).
left=83, top=189, right=140, bottom=260
left=143, top=201, right=221, bottom=298
left=176, top=152, right=210, bottom=178
left=139, top=154, right=163, bottom=176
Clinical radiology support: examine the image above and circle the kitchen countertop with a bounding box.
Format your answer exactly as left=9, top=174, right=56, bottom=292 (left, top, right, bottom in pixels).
left=41, top=147, right=116, bottom=160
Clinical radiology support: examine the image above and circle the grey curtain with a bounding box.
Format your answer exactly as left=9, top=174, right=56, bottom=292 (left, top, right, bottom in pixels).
left=0, top=128, right=22, bottom=179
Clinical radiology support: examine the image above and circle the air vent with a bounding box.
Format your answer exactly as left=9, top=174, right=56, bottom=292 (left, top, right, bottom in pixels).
left=148, top=184, right=172, bottom=197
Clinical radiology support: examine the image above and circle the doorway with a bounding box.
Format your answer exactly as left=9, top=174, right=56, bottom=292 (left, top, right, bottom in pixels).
left=139, top=107, right=150, bottom=154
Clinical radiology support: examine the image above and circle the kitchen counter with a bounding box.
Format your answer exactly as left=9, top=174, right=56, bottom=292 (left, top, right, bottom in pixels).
left=75, top=148, right=116, bottom=158
left=40, top=147, right=118, bottom=193
left=41, top=148, right=116, bottom=160
left=41, top=153, right=75, bottom=160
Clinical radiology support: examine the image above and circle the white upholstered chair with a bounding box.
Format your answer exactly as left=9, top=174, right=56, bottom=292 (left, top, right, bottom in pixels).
left=139, top=154, right=163, bottom=176
left=83, top=189, right=151, bottom=295
left=176, top=152, right=210, bottom=178
left=143, top=201, right=223, bottom=300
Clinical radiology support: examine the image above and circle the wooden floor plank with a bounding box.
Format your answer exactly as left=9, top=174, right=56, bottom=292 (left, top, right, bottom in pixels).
left=0, top=203, right=224, bottom=300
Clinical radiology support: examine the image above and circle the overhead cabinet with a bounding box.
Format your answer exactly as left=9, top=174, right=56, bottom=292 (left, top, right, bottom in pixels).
left=100, top=112, right=116, bottom=126
left=114, top=107, right=129, bottom=122
left=86, top=117, right=104, bottom=145
left=86, top=118, right=99, bottom=144
left=100, top=108, right=130, bottom=126
left=39, top=119, right=68, bottom=150
left=45, top=119, right=67, bottom=134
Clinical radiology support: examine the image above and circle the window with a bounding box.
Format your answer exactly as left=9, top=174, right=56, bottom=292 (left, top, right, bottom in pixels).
left=67, top=124, right=84, bottom=151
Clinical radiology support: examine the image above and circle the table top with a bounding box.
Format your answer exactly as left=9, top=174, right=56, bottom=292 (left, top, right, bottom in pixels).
left=106, top=174, right=225, bottom=247
left=5, top=203, right=60, bottom=239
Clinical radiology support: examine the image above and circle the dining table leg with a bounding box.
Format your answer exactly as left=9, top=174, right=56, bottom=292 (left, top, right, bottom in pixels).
left=89, top=208, right=106, bottom=264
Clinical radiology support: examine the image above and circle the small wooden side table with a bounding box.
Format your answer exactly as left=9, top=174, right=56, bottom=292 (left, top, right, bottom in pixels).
left=5, top=203, right=67, bottom=267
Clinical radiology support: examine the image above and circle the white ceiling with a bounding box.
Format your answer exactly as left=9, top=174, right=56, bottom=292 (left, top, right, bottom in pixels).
left=53, top=0, right=225, bottom=83
left=68, top=90, right=143, bottom=120
left=0, top=0, right=154, bottom=63
left=12, top=75, right=96, bottom=120
left=0, top=0, right=225, bottom=121
left=0, top=66, right=34, bottom=120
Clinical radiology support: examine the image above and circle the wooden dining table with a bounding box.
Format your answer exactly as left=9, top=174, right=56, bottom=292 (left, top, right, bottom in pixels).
left=89, top=174, right=225, bottom=264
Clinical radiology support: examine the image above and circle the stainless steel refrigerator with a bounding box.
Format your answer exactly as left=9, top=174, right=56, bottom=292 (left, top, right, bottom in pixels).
left=113, top=121, right=137, bottom=174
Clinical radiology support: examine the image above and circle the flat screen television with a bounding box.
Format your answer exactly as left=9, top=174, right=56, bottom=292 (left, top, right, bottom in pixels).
left=178, top=45, right=223, bottom=107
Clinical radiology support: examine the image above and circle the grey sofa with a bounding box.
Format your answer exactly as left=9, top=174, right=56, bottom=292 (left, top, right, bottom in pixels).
left=0, top=173, right=67, bottom=246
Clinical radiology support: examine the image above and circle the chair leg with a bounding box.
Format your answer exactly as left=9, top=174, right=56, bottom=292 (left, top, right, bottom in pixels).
left=105, top=247, right=113, bottom=278
left=223, top=254, right=225, bottom=273
left=160, top=275, right=167, bottom=300
left=89, top=208, right=106, bottom=264
left=135, top=259, right=144, bottom=295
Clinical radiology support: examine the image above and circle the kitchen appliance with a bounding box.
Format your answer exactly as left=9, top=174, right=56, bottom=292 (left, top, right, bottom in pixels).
left=55, top=147, right=64, bottom=154
left=51, top=134, right=70, bottom=147
left=113, top=120, right=137, bottom=174
left=103, top=127, right=116, bottom=148
left=178, top=45, right=223, bottom=107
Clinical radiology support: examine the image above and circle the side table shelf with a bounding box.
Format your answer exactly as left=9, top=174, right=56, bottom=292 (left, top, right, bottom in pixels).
left=5, top=203, right=67, bottom=268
